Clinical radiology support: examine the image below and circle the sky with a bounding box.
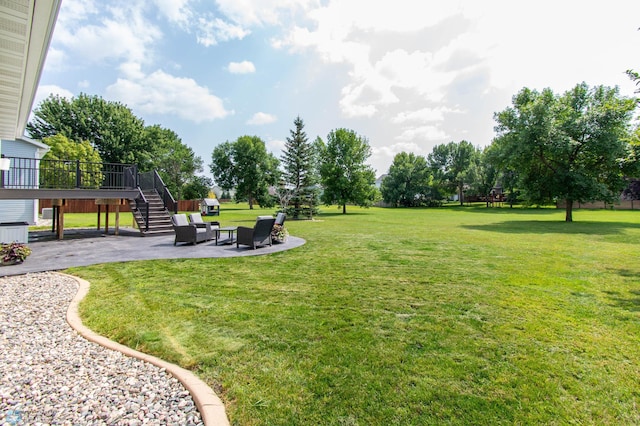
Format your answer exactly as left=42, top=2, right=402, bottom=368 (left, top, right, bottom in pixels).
left=34, top=0, right=640, bottom=179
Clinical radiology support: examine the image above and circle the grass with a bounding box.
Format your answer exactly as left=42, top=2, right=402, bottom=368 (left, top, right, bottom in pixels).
left=66, top=205, right=640, bottom=425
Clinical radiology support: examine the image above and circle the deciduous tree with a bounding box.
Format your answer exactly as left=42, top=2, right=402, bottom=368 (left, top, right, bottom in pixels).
left=183, top=175, right=213, bottom=200
left=40, top=134, right=102, bottom=188
left=210, top=136, right=280, bottom=209
left=427, top=140, right=476, bottom=205
left=319, top=128, right=376, bottom=214
left=27, top=93, right=149, bottom=167
left=145, top=125, right=203, bottom=201
left=381, top=152, right=432, bottom=207
left=492, top=83, right=636, bottom=221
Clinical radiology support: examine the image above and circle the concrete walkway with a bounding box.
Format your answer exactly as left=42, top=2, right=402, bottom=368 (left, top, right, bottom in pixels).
left=0, top=227, right=305, bottom=277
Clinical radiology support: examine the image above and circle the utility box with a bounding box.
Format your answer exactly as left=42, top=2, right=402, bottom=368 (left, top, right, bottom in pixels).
left=0, top=222, right=29, bottom=244
left=41, top=208, right=53, bottom=219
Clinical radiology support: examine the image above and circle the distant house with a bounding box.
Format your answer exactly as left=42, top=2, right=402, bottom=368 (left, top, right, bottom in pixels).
left=375, top=174, right=388, bottom=188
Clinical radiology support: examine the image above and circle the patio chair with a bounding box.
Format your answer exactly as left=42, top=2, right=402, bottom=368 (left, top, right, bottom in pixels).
left=172, top=213, right=209, bottom=245
left=275, top=212, right=286, bottom=226
left=236, top=217, right=276, bottom=249
left=188, top=213, right=218, bottom=241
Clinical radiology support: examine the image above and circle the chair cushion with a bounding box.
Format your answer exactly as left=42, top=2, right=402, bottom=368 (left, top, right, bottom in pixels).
left=172, top=214, right=189, bottom=226
left=189, top=213, right=204, bottom=223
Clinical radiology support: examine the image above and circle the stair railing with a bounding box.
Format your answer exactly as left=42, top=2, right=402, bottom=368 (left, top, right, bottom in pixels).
left=134, top=188, right=150, bottom=231
left=137, top=171, right=178, bottom=213
left=152, top=171, right=177, bottom=214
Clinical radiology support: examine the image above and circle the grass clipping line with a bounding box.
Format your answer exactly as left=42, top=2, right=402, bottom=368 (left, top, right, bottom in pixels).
left=62, top=272, right=230, bottom=426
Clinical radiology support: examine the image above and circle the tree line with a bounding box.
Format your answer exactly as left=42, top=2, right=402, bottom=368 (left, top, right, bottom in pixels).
left=29, top=80, right=639, bottom=222
left=381, top=82, right=639, bottom=221
left=27, top=95, right=380, bottom=217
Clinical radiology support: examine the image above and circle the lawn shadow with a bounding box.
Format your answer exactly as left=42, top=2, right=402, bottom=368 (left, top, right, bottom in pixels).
left=603, top=289, right=640, bottom=313
left=454, top=206, right=560, bottom=215
left=462, top=220, right=640, bottom=237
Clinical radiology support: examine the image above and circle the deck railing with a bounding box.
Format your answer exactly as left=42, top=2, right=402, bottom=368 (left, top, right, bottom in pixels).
left=0, top=156, right=138, bottom=190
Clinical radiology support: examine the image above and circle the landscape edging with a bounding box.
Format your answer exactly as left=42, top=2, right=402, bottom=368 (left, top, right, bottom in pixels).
left=62, top=272, right=230, bottom=426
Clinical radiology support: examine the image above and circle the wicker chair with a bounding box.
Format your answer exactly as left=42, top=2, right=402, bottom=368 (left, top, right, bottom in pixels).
left=236, top=217, right=276, bottom=249
left=275, top=212, right=286, bottom=226
left=172, top=214, right=209, bottom=245
left=188, top=213, right=218, bottom=242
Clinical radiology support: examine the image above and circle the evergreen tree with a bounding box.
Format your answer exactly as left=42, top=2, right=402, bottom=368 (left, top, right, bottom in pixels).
left=281, top=116, right=320, bottom=218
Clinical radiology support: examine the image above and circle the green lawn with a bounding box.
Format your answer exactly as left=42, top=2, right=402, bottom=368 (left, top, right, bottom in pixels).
left=68, top=206, right=640, bottom=425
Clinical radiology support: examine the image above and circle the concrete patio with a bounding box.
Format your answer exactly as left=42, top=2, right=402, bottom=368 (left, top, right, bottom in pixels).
left=0, top=228, right=305, bottom=277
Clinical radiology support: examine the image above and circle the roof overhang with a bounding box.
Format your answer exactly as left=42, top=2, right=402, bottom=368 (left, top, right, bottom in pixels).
left=0, top=0, right=62, bottom=141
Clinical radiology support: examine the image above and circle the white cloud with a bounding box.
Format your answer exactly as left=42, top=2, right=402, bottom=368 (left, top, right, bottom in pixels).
left=227, top=61, right=256, bottom=74
left=152, top=0, right=192, bottom=27
left=369, top=141, right=430, bottom=175
left=247, top=112, right=277, bottom=125
left=196, top=17, right=250, bottom=47
left=215, top=0, right=320, bottom=27
left=392, top=107, right=460, bottom=124
left=77, top=80, right=90, bottom=89
left=55, top=4, right=162, bottom=64
left=56, top=0, right=99, bottom=24
left=266, top=138, right=286, bottom=153
left=396, top=125, right=448, bottom=142
left=43, top=47, right=66, bottom=72
left=105, top=69, right=232, bottom=123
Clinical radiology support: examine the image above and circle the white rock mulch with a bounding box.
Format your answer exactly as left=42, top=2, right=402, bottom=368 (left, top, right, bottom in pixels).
left=0, top=272, right=203, bottom=425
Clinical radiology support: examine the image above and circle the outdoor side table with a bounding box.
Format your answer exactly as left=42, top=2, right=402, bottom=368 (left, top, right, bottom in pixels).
left=216, top=226, right=237, bottom=245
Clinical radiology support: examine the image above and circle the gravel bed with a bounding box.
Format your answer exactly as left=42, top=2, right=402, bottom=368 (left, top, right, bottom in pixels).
left=0, top=272, right=203, bottom=425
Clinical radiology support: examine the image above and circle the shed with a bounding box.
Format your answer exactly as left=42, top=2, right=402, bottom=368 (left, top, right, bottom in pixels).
left=200, top=198, right=220, bottom=216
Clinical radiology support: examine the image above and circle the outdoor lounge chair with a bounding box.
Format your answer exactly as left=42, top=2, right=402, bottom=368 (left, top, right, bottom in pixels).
left=189, top=213, right=218, bottom=241
left=275, top=212, right=286, bottom=226
left=172, top=213, right=209, bottom=245
left=236, top=217, right=276, bottom=249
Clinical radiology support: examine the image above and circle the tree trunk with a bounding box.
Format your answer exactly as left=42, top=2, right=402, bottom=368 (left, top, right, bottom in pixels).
left=342, top=203, right=347, bottom=214
left=248, top=197, right=254, bottom=210
left=459, top=183, right=464, bottom=206
left=565, top=199, right=573, bottom=222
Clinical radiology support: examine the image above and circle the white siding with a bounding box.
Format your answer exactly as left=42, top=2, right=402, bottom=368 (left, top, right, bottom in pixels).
left=0, top=200, right=33, bottom=224
left=1, top=138, right=45, bottom=224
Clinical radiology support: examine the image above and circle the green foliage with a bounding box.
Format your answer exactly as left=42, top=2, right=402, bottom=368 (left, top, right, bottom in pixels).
left=210, top=136, right=280, bottom=209
left=281, top=116, right=321, bottom=219
left=74, top=207, right=640, bottom=425
left=40, top=134, right=103, bottom=188
left=1, top=242, right=31, bottom=263
left=381, top=152, right=433, bottom=206
left=182, top=175, right=213, bottom=200
left=27, top=93, right=149, bottom=167
left=319, top=128, right=377, bottom=213
left=144, top=125, right=203, bottom=201
left=492, top=83, right=637, bottom=221
left=466, top=146, right=500, bottom=203
left=626, top=69, right=640, bottom=94
left=428, top=140, right=477, bottom=205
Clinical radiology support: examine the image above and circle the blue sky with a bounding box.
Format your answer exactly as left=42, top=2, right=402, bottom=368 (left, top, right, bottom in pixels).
left=34, top=0, right=640, bottom=179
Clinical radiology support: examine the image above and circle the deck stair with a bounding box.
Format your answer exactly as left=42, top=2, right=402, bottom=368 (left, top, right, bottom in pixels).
left=129, top=189, right=174, bottom=236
